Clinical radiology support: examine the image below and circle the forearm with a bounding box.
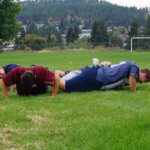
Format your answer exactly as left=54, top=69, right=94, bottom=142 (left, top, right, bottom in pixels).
left=0, top=79, right=8, bottom=99
left=55, top=70, right=65, bottom=78
left=10, top=84, right=16, bottom=92
left=129, top=75, right=136, bottom=92
left=51, top=75, right=60, bottom=97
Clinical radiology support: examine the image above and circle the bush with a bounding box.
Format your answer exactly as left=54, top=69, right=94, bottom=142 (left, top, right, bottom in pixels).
left=24, top=46, right=31, bottom=51
left=67, top=38, right=93, bottom=50
left=22, top=34, right=47, bottom=51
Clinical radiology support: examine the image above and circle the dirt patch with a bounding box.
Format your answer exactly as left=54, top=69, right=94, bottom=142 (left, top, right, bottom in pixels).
left=37, top=49, right=53, bottom=53
left=0, top=127, right=16, bottom=148
left=105, top=91, right=119, bottom=94
left=39, top=109, right=50, bottom=116
left=0, top=106, right=6, bottom=110
left=3, top=127, right=14, bottom=135
left=55, top=127, right=66, bottom=134
left=34, top=142, right=44, bottom=149
left=26, top=115, right=44, bottom=124
left=62, top=110, right=69, bottom=114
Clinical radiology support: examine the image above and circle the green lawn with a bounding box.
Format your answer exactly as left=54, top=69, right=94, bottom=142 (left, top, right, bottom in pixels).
left=0, top=51, right=150, bottom=149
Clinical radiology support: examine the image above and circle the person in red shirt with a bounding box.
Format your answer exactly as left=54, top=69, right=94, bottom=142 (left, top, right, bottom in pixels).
left=0, top=66, right=60, bottom=98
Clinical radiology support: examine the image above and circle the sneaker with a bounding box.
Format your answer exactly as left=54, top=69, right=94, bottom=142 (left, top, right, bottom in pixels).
left=92, top=58, right=101, bottom=68
left=100, top=61, right=111, bottom=67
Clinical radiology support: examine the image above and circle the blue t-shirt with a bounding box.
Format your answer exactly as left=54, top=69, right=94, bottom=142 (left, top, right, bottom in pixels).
left=96, top=61, right=139, bottom=85
left=3, top=64, right=19, bottom=74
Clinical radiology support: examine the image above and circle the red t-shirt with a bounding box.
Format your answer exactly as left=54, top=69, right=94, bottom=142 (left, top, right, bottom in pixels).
left=2, top=66, right=54, bottom=95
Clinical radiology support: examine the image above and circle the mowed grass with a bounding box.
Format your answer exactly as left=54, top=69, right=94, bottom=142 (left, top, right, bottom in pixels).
left=0, top=51, right=150, bottom=149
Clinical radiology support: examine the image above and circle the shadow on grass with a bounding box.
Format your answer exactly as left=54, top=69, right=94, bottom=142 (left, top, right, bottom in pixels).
left=2, top=82, right=150, bottom=102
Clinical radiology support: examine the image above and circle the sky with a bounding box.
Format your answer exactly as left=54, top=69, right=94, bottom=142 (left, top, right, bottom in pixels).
left=104, top=0, right=150, bottom=9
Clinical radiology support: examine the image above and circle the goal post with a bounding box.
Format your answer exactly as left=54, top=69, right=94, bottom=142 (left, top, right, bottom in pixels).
left=131, top=37, right=150, bottom=52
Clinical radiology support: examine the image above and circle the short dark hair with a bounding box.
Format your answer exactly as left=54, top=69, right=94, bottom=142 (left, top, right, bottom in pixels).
left=21, top=71, right=35, bottom=89
left=141, top=68, right=150, bottom=81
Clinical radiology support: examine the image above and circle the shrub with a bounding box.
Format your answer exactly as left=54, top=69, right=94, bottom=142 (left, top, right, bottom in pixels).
left=22, top=34, right=47, bottom=51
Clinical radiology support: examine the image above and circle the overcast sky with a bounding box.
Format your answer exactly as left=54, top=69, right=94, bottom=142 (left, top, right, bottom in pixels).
left=104, top=0, right=150, bottom=8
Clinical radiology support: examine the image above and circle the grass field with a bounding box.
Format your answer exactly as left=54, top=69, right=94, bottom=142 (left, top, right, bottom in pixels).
left=0, top=50, right=150, bottom=149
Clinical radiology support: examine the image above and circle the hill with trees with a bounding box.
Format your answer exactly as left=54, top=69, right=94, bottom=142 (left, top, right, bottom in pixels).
left=18, top=0, right=147, bottom=28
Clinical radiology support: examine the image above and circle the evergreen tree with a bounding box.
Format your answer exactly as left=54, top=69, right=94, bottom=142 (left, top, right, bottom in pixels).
left=47, top=32, right=53, bottom=46
left=127, top=17, right=139, bottom=49
left=47, top=32, right=55, bottom=46
left=146, top=15, right=150, bottom=29
left=0, top=0, right=21, bottom=42
left=20, top=27, right=26, bottom=40
left=91, top=20, right=98, bottom=46
left=91, top=20, right=108, bottom=46
left=141, top=15, right=150, bottom=49
left=128, top=18, right=139, bottom=36
left=100, top=21, right=108, bottom=44
left=47, top=32, right=52, bottom=43
left=143, top=15, right=150, bottom=35
left=56, top=31, right=63, bottom=46
left=37, top=25, right=57, bottom=38
left=74, top=25, right=81, bottom=38
left=26, top=23, right=38, bottom=35
left=59, top=19, right=66, bottom=34
left=66, top=27, right=78, bottom=44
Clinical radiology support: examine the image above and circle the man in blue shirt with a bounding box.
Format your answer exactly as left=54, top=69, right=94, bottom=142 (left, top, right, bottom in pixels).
left=0, top=64, right=19, bottom=91
left=0, top=64, right=19, bottom=78
left=55, top=61, right=150, bottom=93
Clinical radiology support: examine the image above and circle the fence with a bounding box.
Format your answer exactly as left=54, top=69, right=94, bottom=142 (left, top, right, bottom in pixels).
left=1, top=39, right=150, bottom=51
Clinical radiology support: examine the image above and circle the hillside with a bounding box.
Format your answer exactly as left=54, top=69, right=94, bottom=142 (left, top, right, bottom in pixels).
left=18, top=0, right=147, bottom=27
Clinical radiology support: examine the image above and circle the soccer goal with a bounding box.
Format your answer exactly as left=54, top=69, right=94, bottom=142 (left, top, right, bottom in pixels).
left=130, top=37, right=150, bottom=52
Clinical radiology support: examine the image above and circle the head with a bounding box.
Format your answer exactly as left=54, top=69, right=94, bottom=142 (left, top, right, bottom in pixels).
left=139, top=68, right=150, bottom=83
left=64, top=70, right=71, bottom=74
left=21, top=70, right=35, bottom=89
left=0, top=67, right=5, bottom=78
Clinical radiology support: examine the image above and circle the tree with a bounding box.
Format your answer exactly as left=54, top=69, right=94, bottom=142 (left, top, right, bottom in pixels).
left=141, top=15, right=150, bottom=49
left=47, top=32, right=55, bottom=46
left=126, top=17, right=139, bottom=49
left=14, top=27, right=26, bottom=50
left=118, top=26, right=127, bottom=34
left=36, top=25, right=57, bottom=38
left=74, top=25, right=81, bottom=37
left=100, top=21, right=108, bottom=44
left=22, top=34, right=47, bottom=50
left=56, top=31, right=63, bottom=47
left=128, top=18, right=139, bottom=36
left=26, top=23, right=38, bottom=35
left=143, top=15, right=150, bottom=35
left=59, top=19, right=67, bottom=34
left=66, top=27, right=78, bottom=44
left=47, top=32, right=52, bottom=43
left=20, top=27, right=26, bottom=40
left=91, top=20, right=108, bottom=46
left=0, top=0, right=21, bottom=42
left=111, top=31, right=124, bottom=48
left=91, top=20, right=98, bottom=46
